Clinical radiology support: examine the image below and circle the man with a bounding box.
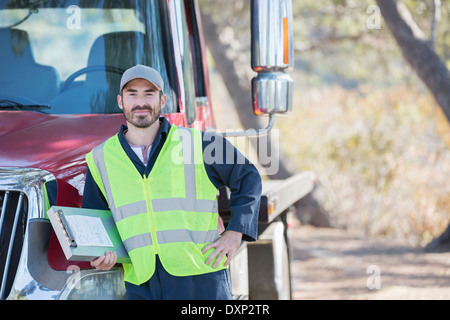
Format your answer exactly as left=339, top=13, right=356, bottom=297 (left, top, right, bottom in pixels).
left=82, top=65, right=261, bottom=300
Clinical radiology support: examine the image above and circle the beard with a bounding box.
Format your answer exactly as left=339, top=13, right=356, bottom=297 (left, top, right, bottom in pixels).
left=123, top=101, right=162, bottom=129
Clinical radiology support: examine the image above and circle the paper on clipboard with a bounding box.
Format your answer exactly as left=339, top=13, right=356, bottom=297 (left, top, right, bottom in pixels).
left=65, top=215, right=114, bottom=247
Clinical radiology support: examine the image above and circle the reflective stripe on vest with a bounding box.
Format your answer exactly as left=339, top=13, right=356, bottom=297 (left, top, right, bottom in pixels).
left=86, top=126, right=225, bottom=284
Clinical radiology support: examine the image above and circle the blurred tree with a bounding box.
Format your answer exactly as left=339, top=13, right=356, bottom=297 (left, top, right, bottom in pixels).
left=377, top=0, right=450, bottom=122
left=377, top=0, right=450, bottom=250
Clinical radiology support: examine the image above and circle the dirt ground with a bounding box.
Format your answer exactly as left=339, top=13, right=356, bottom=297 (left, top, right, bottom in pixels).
left=289, top=220, right=450, bottom=300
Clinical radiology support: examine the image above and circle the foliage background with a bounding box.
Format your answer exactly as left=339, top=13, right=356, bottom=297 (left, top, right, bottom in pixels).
left=200, top=0, right=450, bottom=246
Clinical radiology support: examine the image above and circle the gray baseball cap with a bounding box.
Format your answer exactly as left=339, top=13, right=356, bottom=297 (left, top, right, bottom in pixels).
left=120, top=65, right=164, bottom=93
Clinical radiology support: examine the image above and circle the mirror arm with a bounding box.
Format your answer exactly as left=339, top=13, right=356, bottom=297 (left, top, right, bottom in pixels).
left=216, top=113, right=275, bottom=137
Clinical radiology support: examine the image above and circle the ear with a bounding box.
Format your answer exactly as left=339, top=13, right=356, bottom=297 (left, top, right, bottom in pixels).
left=160, top=94, right=167, bottom=110
left=117, top=94, right=124, bottom=110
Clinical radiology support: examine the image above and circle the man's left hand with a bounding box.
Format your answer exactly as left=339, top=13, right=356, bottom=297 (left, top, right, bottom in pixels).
left=202, top=230, right=242, bottom=268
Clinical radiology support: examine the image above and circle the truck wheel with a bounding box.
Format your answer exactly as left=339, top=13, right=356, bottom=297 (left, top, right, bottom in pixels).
left=248, top=221, right=291, bottom=300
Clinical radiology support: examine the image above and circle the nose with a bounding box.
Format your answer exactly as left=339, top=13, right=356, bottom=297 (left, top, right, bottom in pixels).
left=136, top=93, right=147, bottom=105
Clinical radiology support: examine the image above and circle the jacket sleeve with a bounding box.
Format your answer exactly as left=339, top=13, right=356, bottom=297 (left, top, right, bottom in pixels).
left=81, top=166, right=109, bottom=210
left=202, top=133, right=262, bottom=241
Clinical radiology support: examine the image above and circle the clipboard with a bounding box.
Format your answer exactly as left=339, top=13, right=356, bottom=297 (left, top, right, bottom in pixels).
left=47, top=206, right=131, bottom=264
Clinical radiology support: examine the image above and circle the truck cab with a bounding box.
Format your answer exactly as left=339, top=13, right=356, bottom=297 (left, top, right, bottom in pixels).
left=0, top=0, right=313, bottom=300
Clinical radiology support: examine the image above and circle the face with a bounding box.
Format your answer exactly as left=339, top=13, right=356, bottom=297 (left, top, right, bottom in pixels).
left=117, top=78, right=166, bottom=129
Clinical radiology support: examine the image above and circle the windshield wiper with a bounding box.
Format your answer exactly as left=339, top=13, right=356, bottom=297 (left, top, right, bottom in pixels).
left=0, top=99, right=50, bottom=113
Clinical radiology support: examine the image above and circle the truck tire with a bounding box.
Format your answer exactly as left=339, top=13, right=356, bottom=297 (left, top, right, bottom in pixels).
left=247, top=221, right=291, bottom=300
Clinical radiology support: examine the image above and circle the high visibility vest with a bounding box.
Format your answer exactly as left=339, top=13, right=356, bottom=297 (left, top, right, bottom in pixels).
left=85, top=126, right=226, bottom=285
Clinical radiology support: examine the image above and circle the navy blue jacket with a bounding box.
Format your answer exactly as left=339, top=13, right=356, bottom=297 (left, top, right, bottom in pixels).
left=81, top=117, right=261, bottom=241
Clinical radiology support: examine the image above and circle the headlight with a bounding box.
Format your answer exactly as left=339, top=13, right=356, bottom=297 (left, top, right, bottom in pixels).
left=58, top=268, right=126, bottom=300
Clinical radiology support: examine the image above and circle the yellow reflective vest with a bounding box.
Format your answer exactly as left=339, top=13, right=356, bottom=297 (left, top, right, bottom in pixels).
left=85, top=125, right=226, bottom=285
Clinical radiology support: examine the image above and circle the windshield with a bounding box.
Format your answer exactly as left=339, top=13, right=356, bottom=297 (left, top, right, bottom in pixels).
left=0, top=0, right=176, bottom=114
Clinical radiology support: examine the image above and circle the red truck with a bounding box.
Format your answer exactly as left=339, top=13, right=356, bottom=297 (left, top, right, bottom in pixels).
left=0, top=0, right=314, bottom=300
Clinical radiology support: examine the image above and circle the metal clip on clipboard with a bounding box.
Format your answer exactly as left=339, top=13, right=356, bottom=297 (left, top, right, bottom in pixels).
left=55, top=209, right=78, bottom=248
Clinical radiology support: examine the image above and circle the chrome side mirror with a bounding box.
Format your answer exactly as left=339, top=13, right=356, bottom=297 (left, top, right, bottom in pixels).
left=251, top=0, right=294, bottom=115
left=219, top=0, right=294, bottom=137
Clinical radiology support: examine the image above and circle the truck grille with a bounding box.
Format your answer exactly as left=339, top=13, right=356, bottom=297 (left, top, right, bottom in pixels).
left=0, top=190, right=28, bottom=300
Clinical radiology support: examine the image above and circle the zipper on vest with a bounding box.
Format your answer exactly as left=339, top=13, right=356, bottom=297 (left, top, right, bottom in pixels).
left=143, top=175, right=159, bottom=254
